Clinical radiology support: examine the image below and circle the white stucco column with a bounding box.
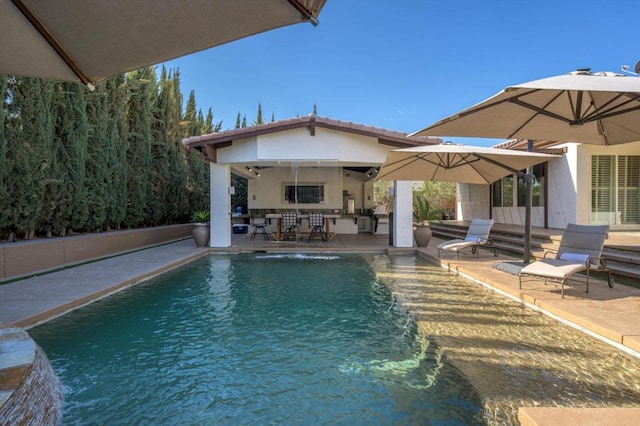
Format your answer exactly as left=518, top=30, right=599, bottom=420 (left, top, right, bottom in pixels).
left=209, top=162, right=231, bottom=248
left=393, top=180, right=413, bottom=247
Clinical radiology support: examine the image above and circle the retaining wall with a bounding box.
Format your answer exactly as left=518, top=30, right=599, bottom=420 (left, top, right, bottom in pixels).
left=0, top=224, right=193, bottom=281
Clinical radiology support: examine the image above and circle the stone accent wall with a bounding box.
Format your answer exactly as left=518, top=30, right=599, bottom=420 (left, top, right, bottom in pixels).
left=0, top=327, right=62, bottom=425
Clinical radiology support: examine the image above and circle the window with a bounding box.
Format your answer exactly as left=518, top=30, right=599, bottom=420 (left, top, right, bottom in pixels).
left=517, top=163, right=545, bottom=207
left=284, top=184, right=324, bottom=204
left=593, top=155, right=640, bottom=224
left=492, top=175, right=513, bottom=207
left=492, top=164, right=545, bottom=207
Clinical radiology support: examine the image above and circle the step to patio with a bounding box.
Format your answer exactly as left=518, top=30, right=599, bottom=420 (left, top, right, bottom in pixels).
left=430, top=221, right=640, bottom=283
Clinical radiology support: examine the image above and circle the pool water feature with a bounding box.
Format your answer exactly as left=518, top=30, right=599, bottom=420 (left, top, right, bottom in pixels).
left=29, top=254, right=485, bottom=425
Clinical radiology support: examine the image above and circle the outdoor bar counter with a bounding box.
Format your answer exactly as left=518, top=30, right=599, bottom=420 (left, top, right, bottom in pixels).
left=265, top=213, right=346, bottom=240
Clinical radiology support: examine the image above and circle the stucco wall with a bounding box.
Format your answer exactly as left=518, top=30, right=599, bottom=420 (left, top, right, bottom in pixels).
left=248, top=166, right=344, bottom=210
left=457, top=184, right=491, bottom=220
left=547, top=147, right=578, bottom=228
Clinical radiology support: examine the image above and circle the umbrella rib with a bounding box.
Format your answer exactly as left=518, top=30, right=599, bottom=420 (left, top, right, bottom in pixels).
left=473, top=153, right=524, bottom=177
left=581, top=93, right=640, bottom=123
left=509, top=97, right=575, bottom=125
left=11, top=0, right=93, bottom=88
left=286, top=0, right=320, bottom=26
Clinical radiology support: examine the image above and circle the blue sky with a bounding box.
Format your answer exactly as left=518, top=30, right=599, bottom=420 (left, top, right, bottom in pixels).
left=163, top=0, right=639, bottom=147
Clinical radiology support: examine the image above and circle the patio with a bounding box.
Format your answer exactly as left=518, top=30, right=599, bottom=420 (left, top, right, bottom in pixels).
left=1, top=228, right=640, bottom=425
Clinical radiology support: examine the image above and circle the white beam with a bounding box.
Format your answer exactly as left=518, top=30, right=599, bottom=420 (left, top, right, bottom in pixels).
left=210, top=162, right=231, bottom=247
left=393, top=180, right=413, bottom=247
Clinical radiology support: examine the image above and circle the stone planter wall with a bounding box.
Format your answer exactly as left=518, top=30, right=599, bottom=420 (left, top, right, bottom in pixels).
left=0, top=326, right=62, bottom=425
left=0, top=224, right=193, bottom=281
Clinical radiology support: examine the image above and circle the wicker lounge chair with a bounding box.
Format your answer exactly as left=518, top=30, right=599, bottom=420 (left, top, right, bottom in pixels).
left=519, top=223, right=613, bottom=297
left=437, top=219, right=496, bottom=259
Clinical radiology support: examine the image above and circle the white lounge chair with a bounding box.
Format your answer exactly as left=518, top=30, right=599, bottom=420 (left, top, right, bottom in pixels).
left=518, top=223, right=613, bottom=297
left=437, top=219, right=496, bottom=259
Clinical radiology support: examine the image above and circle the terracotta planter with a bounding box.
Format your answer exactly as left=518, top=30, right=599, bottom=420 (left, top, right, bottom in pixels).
left=413, top=223, right=432, bottom=247
left=192, top=223, right=210, bottom=247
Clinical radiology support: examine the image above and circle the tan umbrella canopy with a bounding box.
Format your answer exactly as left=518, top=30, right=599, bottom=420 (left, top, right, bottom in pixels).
left=376, top=144, right=557, bottom=185
left=377, top=144, right=558, bottom=263
left=411, top=69, right=640, bottom=146
left=2, top=0, right=327, bottom=89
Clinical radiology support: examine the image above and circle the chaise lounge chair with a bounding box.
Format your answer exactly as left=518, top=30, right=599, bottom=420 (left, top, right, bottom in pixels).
left=437, top=219, right=497, bottom=259
left=518, top=223, right=613, bottom=297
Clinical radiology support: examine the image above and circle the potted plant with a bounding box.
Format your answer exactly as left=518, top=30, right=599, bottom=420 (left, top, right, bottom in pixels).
left=413, top=194, right=441, bottom=247
left=192, top=210, right=210, bottom=247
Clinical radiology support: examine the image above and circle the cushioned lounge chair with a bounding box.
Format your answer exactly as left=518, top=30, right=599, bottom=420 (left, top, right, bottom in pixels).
left=437, top=219, right=496, bottom=259
left=518, top=223, right=613, bottom=297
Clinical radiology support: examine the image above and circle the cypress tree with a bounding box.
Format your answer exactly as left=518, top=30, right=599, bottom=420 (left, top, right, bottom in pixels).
left=184, top=91, right=210, bottom=212
left=235, top=112, right=242, bottom=129
left=124, top=67, right=156, bottom=228
left=154, top=68, right=190, bottom=224
left=7, top=78, right=55, bottom=239
left=104, top=75, right=129, bottom=230
left=84, top=81, right=110, bottom=231
left=0, top=76, right=9, bottom=237
left=253, top=102, right=264, bottom=125
left=49, top=82, right=90, bottom=235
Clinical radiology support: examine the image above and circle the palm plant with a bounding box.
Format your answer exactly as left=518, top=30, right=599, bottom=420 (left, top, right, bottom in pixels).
left=413, top=194, right=442, bottom=225
left=192, top=210, right=210, bottom=223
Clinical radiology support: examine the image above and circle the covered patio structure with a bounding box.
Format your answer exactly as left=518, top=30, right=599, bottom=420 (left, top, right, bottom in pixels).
left=182, top=115, right=441, bottom=247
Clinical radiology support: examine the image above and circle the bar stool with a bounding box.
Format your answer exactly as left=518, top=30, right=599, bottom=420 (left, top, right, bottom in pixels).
left=281, top=211, right=299, bottom=241
left=308, top=212, right=326, bottom=242
left=250, top=217, right=269, bottom=240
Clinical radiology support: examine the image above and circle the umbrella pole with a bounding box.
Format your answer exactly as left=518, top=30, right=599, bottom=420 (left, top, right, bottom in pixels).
left=523, top=140, right=534, bottom=264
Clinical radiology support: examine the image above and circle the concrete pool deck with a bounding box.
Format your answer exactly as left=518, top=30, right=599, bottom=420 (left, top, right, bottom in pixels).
left=1, top=233, right=639, bottom=425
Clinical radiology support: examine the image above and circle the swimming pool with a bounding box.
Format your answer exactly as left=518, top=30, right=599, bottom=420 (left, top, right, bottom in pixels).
left=29, top=253, right=485, bottom=425
left=29, top=253, right=640, bottom=425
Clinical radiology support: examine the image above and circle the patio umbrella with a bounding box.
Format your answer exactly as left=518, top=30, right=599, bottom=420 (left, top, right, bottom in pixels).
left=376, top=144, right=556, bottom=185
left=376, top=144, right=558, bottom=263
left=2, top=0, right=327, bottom=90
left=411, top=69, right=640, bottom=146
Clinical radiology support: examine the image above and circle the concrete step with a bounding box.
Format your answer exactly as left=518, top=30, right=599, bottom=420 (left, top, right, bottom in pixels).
left=430, top=221, right=640, bottom=282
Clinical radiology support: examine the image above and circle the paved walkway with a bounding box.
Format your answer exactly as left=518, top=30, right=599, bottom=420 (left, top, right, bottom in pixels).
left=1, top=232, right=639, bottom=425
left=0, top=239, right=208, bottom=327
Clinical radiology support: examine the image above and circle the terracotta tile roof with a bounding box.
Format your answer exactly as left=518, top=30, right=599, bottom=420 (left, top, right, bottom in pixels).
left=182, top=115, right=441, bottom=148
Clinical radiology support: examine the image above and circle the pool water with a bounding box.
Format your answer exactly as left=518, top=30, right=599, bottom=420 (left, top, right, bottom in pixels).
left=30, top=254, right=485, bottom=425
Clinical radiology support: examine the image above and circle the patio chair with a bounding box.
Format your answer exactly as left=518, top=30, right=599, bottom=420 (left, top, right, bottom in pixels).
left=250, top=217, right=269, bottom=241
left=437, top=219, right=496, bottom=259
left=518, top=223, right=613, bottom=297
left=282, top=211, right=299, bottom=241
left=308, top=212, right=326, bottom=242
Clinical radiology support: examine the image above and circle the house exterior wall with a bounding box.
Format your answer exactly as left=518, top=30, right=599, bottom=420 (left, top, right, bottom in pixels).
left=247, top=166, right=343, bottom=211
left=457, top=184, right=491, bottom=220
left=216, top=127, right=392, bottom=165
left=458, top=141, right=640, bottom=229
left=547, top=146, right=578, bottom=228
